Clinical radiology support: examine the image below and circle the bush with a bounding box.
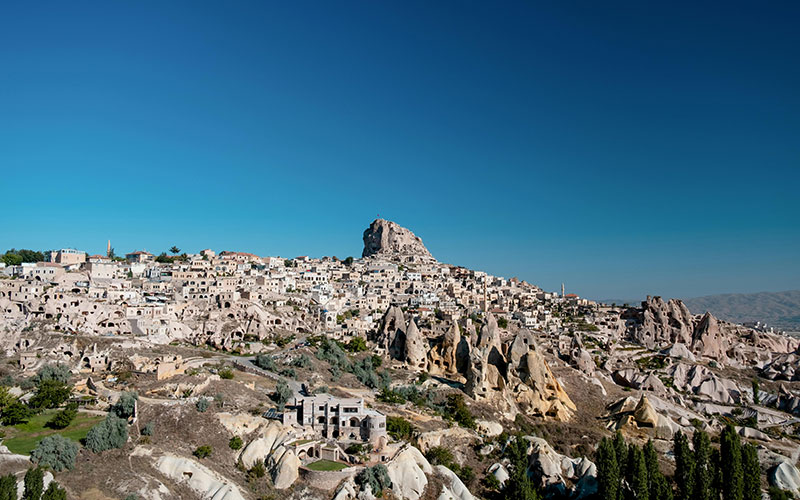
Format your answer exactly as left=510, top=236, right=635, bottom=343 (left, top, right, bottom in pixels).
left=229, top=436, right=243, bottom=450
left=110, top=391, right=138, bottom=419
left=33, top=364, right=71, bottom=385
left=355, top=464, right=392, bottom=497
left=31, top=434, right=78, bottom=471
left=47, top=403, right=78, bottom=429
left=253, top=355, right=277, bottom=371
left=425, top=446, right=455, bottom=466
left=482, top=473, right=501, bottom=490
left=85, top=415, right=128, bottom=452
left=443, top=394, right=475, bottom=429
left=279, top=368, right=297, bottom=379
left=141, top=422, right=155, bottom=436
left=218, top=367, right=234, bottom=379
left=248, top=459, right=266, bottom=480
left=291, top=354, right=311, bottom=368
left=386, top=416, right=414, bottom=441
left=196, top=398, right=210, bottom=412
left=193, top=445, right=212, bottom=459
left=346, top=337, right=368, bottom=353
left=316, top=338, right=351, bottom=372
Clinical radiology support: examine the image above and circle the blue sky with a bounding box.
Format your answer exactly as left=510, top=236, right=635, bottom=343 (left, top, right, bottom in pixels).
left=1, top=1, right=798, bottom=300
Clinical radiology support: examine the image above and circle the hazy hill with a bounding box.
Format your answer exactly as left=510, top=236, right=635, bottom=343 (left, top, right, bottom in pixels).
left=682, top=290, right=800, bottom=332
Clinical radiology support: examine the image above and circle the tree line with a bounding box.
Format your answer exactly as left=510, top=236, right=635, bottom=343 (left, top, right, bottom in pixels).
left=596, top=426, right=764, bottom=500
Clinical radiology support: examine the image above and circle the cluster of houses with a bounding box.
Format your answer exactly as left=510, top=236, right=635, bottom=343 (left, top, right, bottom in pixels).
left=0, top=245, right=615, bottom=352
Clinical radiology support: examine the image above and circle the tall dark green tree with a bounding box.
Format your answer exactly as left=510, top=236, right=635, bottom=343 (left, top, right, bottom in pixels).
left=711, top=448, right=724, bottom=500
left=644, top=440, right=672, bottom=500
left=673, top=432, right=695, bottom=500
left=23, top=467, right=43, bottom=500
left=614, top=431, right=628, bottom=481
left=720, top=424, right=744, bottom=500
left=741, top=444, right=761, bottom=500
left=627, top=444, right=649, bottom=500
left=596, top=437, right=620, bottom=500
left=41, top=482, right=67, bottom=500
left=505, top=435, right=540, bottom=500
left=0, top=473, right=17, bottom=500
left=693, top=430, right=716, bottom=500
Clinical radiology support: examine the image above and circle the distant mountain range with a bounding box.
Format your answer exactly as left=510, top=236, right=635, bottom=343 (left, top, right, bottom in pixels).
left=681, top=290, right=800, bottom=332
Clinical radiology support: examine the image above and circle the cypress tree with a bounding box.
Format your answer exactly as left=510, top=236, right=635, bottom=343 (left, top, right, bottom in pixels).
left=720, top=424, right=743, bottom=500
left=644, top=440, right=672, bottom=500
left=0, top=473, right=17, bottom=500
left=614, top=431, right=628, bottom=480
left=673, top=431, right=695, bottom=500
left=741, top=444, right=761, bottom=500
left=627, top=444, right=649, bottom=500
left=597, top=437, right=620, bottom=500
left=711, top=448, right=724, bottom=500
left=693, top=430, right=716, bottom=500
left=23, top=467, right=43, bottom=500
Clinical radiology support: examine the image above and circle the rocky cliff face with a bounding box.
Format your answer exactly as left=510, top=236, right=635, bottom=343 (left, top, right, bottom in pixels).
left=362, top=219, right=433, bottom=260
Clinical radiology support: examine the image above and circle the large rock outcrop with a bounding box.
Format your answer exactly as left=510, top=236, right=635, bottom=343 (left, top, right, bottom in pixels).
left=525, top=436, right=597, bottom=499
left=156, top=454, right=246, bottom=500
left=362, top=219, right=433, bottom=260
left=466, top=318, right=575, bottom=421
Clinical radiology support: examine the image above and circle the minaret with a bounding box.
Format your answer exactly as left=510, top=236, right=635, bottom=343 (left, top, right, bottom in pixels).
left=107, top=240, right=111, bottom=257
left=561, top=283, right=565, bottom=297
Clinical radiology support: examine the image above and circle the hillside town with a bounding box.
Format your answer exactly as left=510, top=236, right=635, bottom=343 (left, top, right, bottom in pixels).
left=0, top=220, right=798, bottom=500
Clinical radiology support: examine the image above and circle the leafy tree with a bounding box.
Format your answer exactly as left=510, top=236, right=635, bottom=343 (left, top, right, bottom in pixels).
left=443, top=393, right=476, bottom=429
left=693, top=430, right=716, bottom=500
left=505, top=435, right=540, bottom=500
left=0, top=386, right=16, bottom=410
left=253, top=355, right=277, bottom=371
left=47, top=403, right=78, bottom=429
left=497, top=317, right=509, bottom=329
left=193, top=445, right=212, bottom=459
left=0, top=252, right=22, bottom=266
left=31, top=434, right=78, bottom=471
left=29, top=379, right=71, bottom=410
left=169, top=246, right=180, bottom=254
left=110, top=391, right=138, bottom=419
left=41, top=482, right=67, bottom=500
left=342, top=256, right=354, bottom=267
left=272, top=380, right=292, bottom=410
left=720, top=424, right=744, bottom=500
left=33, top=364, right=71, bottom=385
left=596, top=437, right=620, bottom=500
left=346, top=337, right=368, bottom=353
left=741, top=443, right=761, bottom=500
left=355, top=465, right=392, bottom=497
left=290, top=354, right=311, bottom=368
left=23, top=467, right=43, bottom=500
left=141, top=422, right=155, bottom=436
left=386, top=416, right=414, bottom=441
left=425, top=447, right=454, bottom=466
left=2, top=402, right=32, bottom=425
left=85, top=415, right=128, bottom=452
left=229, top=436, right=243, bottom=450
left=0, top=473, right=16, bottom=500
left=673, top=431, right=695, bottom=500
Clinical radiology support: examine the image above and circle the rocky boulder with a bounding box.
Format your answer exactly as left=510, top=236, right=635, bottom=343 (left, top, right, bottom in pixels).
left=362, top=219, right=433, bottom=260
left=770, top=461, right=800, bottom=496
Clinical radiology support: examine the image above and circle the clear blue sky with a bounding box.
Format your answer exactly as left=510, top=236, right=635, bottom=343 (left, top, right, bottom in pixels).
left=1, top=1, right=798, bottom=301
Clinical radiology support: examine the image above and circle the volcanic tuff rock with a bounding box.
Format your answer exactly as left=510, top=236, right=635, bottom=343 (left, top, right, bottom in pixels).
left=362, top=219, right=433, bottom=259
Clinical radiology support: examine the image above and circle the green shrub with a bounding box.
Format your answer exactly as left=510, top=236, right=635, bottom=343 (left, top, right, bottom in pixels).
left=196, top=398, right=210, bottom=412
left=425, top=446, right=454, bottom=466
left=253, top=355, right=277, bottom=371
left=272, top=380, right=293, bottom=410
left=248, top=459, right=266, bottom=480
left=386, top=416, right=414, bottom=441
left=443, top=393, right=475, bottom=429
left=33, top=364, right=71, bottom=385
left=279, top=368, right=297, bottom=379
left=355, top=464, right=392, bottom=497
left=31, top=434, right=78, bottom=471
left=229, top=436, right=243, bottom=450
left=218, top=367, right=234, bottom=379
left=193, top=445, right=212, bottom=459
left=290, top=354, right=311, bottom=368
left=85, top=415, right=128, bottom=452
left=141, top=422, right=155, bottom=436
left=110, top=391, right=138, bottom=419
left=47, top=403, right=78, bottom=429
left=2, top=401, right=32, bottom=425
left=41, top=481, right=67, bottom=500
